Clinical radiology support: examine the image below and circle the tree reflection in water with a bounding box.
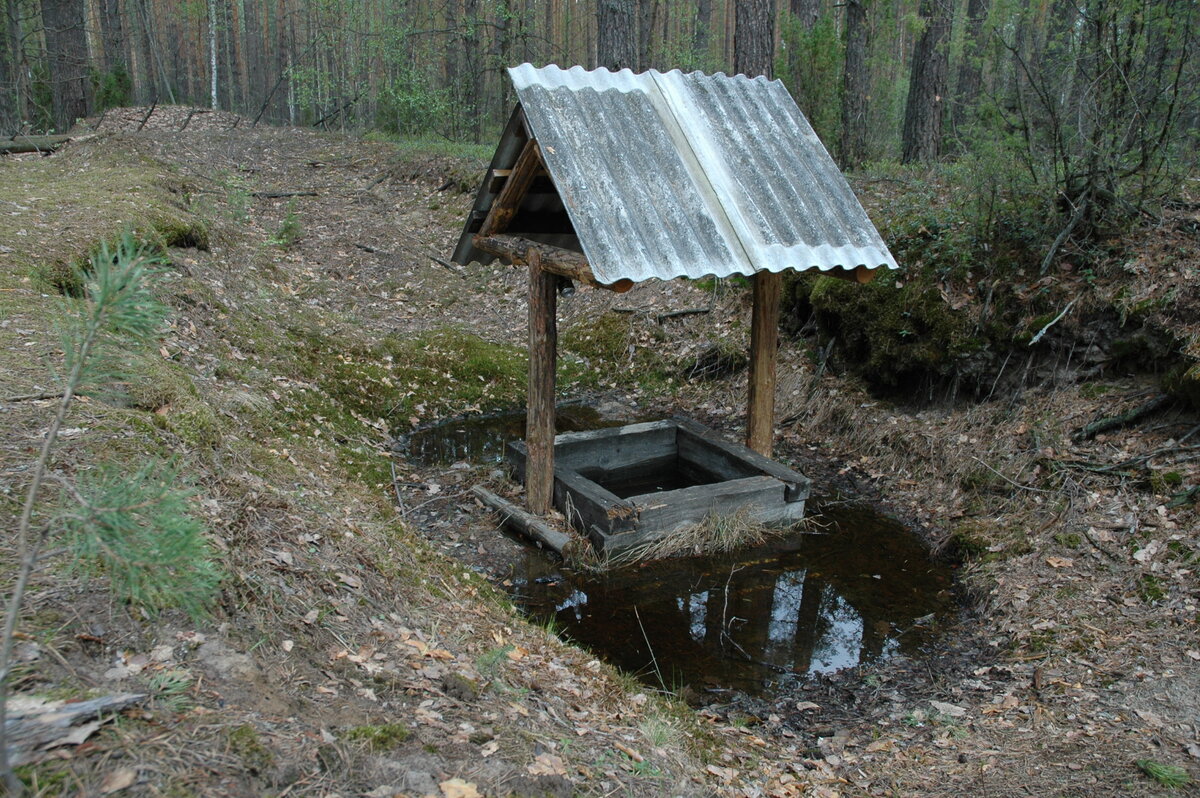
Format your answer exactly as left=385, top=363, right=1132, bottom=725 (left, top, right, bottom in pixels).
left=514, top=505, right=956, bottom=696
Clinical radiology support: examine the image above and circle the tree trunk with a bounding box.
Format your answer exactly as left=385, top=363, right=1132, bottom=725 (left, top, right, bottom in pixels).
left=637, top=0, right=652, bottom=69
left=98, top=0, right=126, bottom=75
left=952, top=0, right=989, bottom=132
left=734, top=0, right=774, bottom=78
left=209, top=0, right=219, bottom=109
left=693, top=0, right=711, bottom=66
left=839, top=0, right=868, bottom=169
left=596, top=0, right=637, bottom=71
left=790, top=0, right=819, bottom=30
left=901, top=0, right=952, bottom=163
left=41, top=0, right=91, bottom=132
left=0, top=0, right=13, bottom=135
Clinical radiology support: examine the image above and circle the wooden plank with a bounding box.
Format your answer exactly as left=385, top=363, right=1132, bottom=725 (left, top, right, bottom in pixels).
left=747, top=271, right=782, bottom=456
left=632, top=475, right=784, bottom=534
left=675, top=419, right=811, bottom=502
left=526, top=255, right=557, bottom=514
left=478, top=138, right=542, bottom=237
left=506, top=441, right=637, bottom=534
left=554, top=420, right=677, bottom=472
left=473, top=233, right=634, bottom=293
left=471, top=485, right=574, bottom=555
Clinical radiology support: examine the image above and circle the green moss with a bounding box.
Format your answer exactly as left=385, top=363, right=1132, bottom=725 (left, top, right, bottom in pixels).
left=122, top=355, right=223, bottom=447
left=803, top=274, right=981, bottom=393
left=227, top=724, right=274, bottom=775
left=561, top=312, right=672, bottom=391
left=1138, top=574, right=1166, bottom=604
left=0, top=146, right=207, bottom=292
left=1054, top=532, right=1083, bottom=549
left=340, top=722, right=411, bottom=751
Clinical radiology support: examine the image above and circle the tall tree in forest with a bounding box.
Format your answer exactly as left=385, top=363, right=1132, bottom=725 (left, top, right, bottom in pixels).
left=596, top=0, right=637, bottom=70
left=952, top=0, right=988, bottom=133
left=840, top=0, right=868, bottom=168
left=693, top=0, right=712, bottom=68
left=208, top=0, right=219, bottom=109
left=734, top=0, right=774, bottom=77
left=41, top=0, right=90, bottom=131
left=0, top=2, right=12, bottom=134
left=900, top=0, right=951, bottom=163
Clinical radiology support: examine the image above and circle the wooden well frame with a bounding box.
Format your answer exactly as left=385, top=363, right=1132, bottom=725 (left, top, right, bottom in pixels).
left=506, top=418, right=811, bottom=554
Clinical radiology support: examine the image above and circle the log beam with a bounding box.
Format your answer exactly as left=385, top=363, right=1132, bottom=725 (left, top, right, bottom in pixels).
left=473, top=233, right=634, bottom=293
left=0, top=135, right=72, bottom=155
left=828, top=265, right=879, bottom=284
left=747, top=271, right=782, bottom=456
left=526, top=252, right=558, bottom=514
left=478, top=138, right=543, bottom=237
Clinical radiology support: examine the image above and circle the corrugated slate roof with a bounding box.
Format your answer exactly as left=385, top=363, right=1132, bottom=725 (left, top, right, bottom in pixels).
left=452, top=63, right=898, bottom=285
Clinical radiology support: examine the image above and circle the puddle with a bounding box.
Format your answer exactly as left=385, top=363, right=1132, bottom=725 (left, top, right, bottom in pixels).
left=401, top=404, right=624, bottom=467
left=509, top=504, right=957, bottom=696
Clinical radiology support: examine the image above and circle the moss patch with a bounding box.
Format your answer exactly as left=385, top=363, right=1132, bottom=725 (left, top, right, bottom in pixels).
left=0, top=144, right=207, bottom=292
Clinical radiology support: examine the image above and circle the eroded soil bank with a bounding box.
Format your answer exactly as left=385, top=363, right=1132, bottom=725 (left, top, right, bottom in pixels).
left=1, top=108, right=1197, bottom=796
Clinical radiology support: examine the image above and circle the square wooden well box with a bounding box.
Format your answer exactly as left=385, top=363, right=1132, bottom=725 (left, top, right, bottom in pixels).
left=506, top=418, right=811, bottom=554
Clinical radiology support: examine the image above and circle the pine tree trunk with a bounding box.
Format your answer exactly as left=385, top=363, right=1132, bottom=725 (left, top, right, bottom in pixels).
left=41, top=0, right=91, bottom=132
left=0, top=0, right=13, bottom=135
left=952, top=0, right=989, bottom=132
left=596, top=0, right=637, bottom=71
left=734, top=0, right=774, bottom=78
left=693, top=0, right=711, bottom=66
left=790, top=0, right=819, bottom=30
left=99, top=0, right=125, bottom=76
left=901, top=0, right=951, bottom=163
left=840, top=0, right=868, bottom=168
left=209, top=0, right=219, bottom=109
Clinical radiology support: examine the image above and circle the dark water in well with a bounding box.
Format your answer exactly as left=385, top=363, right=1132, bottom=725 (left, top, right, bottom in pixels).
left=510, top=505, right=956, bottom=696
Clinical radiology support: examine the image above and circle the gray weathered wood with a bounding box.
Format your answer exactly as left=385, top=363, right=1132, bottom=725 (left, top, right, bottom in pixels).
left=471, top=485, right=573, bottom=555
left=4, top=692, right=144, bottom=765
left=747, top=271, right=782, bottom=456
left=675, top=418, right=811, bottom=502
left=526, top=257, right=557, bottom=514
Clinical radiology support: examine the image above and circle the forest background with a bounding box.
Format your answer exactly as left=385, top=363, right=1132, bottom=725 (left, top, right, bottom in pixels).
left=5, top=0, right=1200, bottom=216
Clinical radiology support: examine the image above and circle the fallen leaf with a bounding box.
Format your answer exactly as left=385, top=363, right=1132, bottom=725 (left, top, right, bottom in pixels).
left=100, top=767, right=137, bottom=794
left=337, top=572, right=363, bottom=589
left=1046, top=556, right=1074, bottom=568
left=795, top=701, right=821, bottom=712
left=282, top=640, right=294, bottom=652
left=440, top=778, right=481, bottom=798
left=527, top=752, right=567, bottom=776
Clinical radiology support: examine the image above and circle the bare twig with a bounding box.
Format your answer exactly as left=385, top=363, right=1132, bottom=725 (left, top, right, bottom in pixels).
left=1028, top=297, right=1078, bottom=346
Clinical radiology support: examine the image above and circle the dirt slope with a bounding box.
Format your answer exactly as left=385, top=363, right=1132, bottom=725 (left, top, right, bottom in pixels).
left=1, top=108, right=1197, bottom=797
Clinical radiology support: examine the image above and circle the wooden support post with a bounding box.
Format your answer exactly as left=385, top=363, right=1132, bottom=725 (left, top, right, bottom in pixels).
left=747, top=271, right=782, bottom=456
left=526, top=252, right=557, bottom=515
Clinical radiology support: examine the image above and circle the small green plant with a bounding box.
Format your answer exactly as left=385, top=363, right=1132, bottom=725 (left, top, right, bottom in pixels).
left=269, top=201, right=303, bottom=248
left=147, top=669, right=195, bottom=713
left=0, top=233, right=222, bottom=792
left=1136, top=759, right=1191, bottom=788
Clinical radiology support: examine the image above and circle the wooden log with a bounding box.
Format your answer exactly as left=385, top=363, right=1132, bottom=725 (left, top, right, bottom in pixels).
left=473, top=233, right=634, bottom=293
left=0, top=135, right=72, bottom=155
left=747, top=271, right=782, bottom=456
left=527, top=256, right=557, bottom=515
left=4, top=692, right=144, bottom=766
left=478, top=138, right=543, bottom=237
left=471, top=486, right=574, bottom=555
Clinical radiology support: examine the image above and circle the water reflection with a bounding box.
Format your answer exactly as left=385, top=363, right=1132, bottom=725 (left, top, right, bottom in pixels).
left=512, top=505, right=956, bottom=696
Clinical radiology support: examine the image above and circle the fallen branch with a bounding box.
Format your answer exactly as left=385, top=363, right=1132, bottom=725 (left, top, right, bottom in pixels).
left=0, top=135, right=72, bottom=155
left=470, top=485, right=574, bottom=557
left=251, top=190, right=318, bottom=199
left=614, top=306, right=711, bottom=323
left=4, top=692, right=144, bottom=766
left=3, top=391, right=64, bottom=403
left=1028, top=297, right=1078, bottom=346
left=1040, top=188, right=1090, bottom=274
left=1072, top=394, right=1171, bottom=442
